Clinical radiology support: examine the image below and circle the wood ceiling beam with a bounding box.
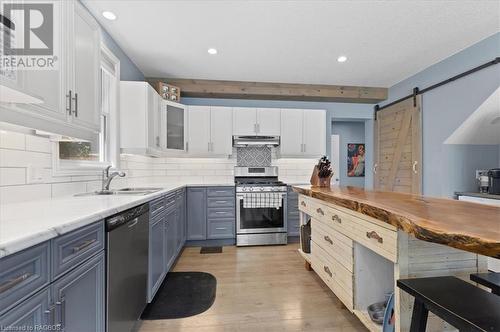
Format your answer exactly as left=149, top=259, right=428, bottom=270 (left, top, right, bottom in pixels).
left=147, top=78, right=387, bottom=104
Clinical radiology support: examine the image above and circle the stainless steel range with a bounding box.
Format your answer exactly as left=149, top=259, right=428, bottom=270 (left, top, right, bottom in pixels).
left=234, top=166, right=287, bottom=246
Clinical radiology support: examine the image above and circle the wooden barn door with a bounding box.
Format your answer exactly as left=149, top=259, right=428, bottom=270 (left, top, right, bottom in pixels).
left=374, top=96, right=422, bottom=194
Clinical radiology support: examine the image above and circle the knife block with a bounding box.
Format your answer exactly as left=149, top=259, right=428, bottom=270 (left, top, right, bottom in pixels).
left=310, top=166, right=332, bottom=187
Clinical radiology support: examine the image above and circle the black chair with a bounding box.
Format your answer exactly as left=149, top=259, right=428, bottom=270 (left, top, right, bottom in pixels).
left=471, top=272, right=500, bottom=295
left=397, top=276, right=500, bottom=332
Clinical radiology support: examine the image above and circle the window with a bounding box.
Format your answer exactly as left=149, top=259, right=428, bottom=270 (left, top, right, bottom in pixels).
left=52, top=43, right=120, bottom=175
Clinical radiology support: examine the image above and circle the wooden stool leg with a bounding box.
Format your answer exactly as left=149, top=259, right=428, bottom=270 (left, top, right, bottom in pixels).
left=410, top=299, right=428, bottom=332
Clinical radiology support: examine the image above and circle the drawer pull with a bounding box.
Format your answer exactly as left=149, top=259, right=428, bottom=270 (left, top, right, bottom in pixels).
left=323, top=235, right=333, bottom=245
left=332, top=214, right=342, bottom=223
left=0, top=272, right=32, bottom=294
left=316, top=208, right=324, bottom=215
left=300, top=201, right=306, bottom=207
left=72, top=239, right=96, bottom=253
left=323, top=266, right=333, bottom=277
left=215, top=227, right=227, bottom=230
left=56, top=297, right=66, bottom=330
left=215, top=211, right=227, bottom=214
left=215, top=201, right=227, bottom=204
left=366, top=231, right=384, bottom=244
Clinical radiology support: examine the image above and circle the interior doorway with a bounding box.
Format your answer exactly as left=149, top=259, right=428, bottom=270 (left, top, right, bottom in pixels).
left=331, top=135, right=340, bottom=185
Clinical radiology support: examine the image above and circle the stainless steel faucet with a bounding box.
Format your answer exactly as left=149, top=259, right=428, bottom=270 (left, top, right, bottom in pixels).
left=102, top=166, right=126, bottom=192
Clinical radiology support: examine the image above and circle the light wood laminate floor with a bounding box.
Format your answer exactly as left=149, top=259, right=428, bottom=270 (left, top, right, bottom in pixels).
left=139, top=243, right=367, bottom=332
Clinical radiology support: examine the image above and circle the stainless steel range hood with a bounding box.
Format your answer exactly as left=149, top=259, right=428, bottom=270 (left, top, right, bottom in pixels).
left=233, top=135, right=280, bottom=147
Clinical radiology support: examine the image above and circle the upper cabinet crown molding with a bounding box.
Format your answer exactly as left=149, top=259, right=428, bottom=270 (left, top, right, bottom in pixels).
left=148, top=78, right=387, bottom=104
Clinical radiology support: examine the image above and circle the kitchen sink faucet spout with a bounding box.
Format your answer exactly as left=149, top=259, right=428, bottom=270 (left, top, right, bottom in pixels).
left=102, top=165, right=126, bottom=191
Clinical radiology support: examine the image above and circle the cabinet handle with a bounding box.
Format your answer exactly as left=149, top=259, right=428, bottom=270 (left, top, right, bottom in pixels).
left=300, top=201, right=306, bottom=207
left=332, top=214, right=342, bottom=224
left=323, top=266, right=332, bottom=277
left=373, top=163, right=378, bottom=174
left=366, top=231, right=384, bottom=244
left=44, top=304, right=56, bottom=324
left=0, top=272, right=32, bottom=294
left=215, top=201, right=226, bottom=204
left=72, top=93, right=78, bottom=117
left=186, top=142, right=189, bottom=151
left=66, top=90, right=72, bottom=114
left=215, top=227, right=227, bottom=230
left=316, top=208, right=324, bottom=215
left=256, top=123, right=260, bottom=133
left=56, top=297, right=66, bottom=330
left=412, top=161, right=418, bottom=174
left=156, top=136, right=160, bottom=147
left=215, top=211, right=227, bottom=214
left=323, top=235, right=333, bottom=245
left=72, top=238, right=96, bottom=253
left=208, top=142, right=211, bottom=152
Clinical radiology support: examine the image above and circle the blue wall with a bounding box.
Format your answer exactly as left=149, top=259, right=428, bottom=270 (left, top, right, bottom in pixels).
left=382, top=33, right=500, bottom=197
left=332, top=121, right=365, bottom=188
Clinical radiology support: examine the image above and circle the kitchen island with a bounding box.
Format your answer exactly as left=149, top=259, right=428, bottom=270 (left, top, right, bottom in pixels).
left=292, top=185, right=499, bottom=332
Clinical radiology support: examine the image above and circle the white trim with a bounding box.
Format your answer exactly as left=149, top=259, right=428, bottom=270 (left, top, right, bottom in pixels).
left=331, top=135, right=340, bottom=185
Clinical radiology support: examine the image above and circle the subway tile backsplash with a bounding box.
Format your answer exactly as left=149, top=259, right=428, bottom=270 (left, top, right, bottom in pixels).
left=0, top=130, right=315, bottom=203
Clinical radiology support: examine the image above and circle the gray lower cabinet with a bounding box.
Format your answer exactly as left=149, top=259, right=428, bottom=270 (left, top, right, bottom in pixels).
left=148, top=216, right=166, bottom=302
left=187, top=187, right=207, bottom=240
left=51, top=252, right=105, bottom=332
left=165, top=208, right=177, bottom=270
left=0, top=288, right=50, bottom=330
left=287, top=186, right=300, bottom=236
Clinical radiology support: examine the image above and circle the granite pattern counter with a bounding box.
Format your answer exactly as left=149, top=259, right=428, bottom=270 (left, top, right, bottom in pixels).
left=293, top=185, right=500, bottom=258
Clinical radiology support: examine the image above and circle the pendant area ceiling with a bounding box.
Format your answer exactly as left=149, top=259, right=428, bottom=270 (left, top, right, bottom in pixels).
left=82, top=0, right=499, bottom=87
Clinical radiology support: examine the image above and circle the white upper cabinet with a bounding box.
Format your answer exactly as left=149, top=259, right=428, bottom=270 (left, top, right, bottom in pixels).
left=256, top=108, right=281, bottom=135
left=233, top=107, right=256, bottom=135
left=233, top=107, right=281, bottom=136
left=280, top=109, right=326, bottom=157
left=68, top=1, right=101, bottom=131
left=164, top=101, right=187, bottom=151
left=188, top=106, right=233, bottom=156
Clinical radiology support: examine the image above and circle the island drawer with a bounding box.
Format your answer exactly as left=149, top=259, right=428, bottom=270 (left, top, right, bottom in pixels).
left=207, top=187, right=235, bottom=197
left=207, top=197, right=235, bottom=208
left=207, top=219, right=235, bottom=239
left=311, top=241, right=353, bottom=310
left=311, top=218, right=353, bottom=272
left=51, top=222, right=104, bottom=279
left=0, top=242, right=50, bottom=315
left=207, top=207, right=235, bottom=219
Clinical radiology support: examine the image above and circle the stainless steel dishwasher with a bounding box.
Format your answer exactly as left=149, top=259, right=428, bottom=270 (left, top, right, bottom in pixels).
left=106, top=204, right=149, bottom=332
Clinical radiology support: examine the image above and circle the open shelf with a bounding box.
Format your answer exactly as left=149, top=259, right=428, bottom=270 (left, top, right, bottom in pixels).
left=353, top=310, right=382, bottom=332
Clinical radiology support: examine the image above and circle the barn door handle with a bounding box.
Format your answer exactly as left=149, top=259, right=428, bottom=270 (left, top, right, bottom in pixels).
left=412, top=161, right=418, bottom=174
left=373, top=163, right=378, bottom=174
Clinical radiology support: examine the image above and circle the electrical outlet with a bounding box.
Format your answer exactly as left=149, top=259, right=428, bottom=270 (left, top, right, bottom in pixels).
left=26, top=165, right=44, bottom=184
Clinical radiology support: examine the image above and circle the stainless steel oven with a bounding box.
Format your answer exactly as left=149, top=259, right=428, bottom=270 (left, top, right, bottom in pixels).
left=235, top=166, right=288, bottom=246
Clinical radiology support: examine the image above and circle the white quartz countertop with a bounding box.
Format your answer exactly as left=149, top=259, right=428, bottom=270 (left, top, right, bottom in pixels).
left=0, top=182, right=234, bottom=258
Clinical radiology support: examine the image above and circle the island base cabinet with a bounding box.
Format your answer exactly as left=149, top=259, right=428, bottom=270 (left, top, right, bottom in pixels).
left=51, top=252, right=105, bottom=332
left=0, top=289, right=51, bottom=331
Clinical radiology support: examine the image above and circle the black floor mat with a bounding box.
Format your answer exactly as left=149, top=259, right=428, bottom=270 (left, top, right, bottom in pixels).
left=141, top=272, right=216, bottom=320
left=200, top=246, right=222, bottom=254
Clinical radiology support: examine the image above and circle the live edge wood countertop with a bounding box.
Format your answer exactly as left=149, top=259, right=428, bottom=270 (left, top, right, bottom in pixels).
left=292, top=185, right=500, bottom=259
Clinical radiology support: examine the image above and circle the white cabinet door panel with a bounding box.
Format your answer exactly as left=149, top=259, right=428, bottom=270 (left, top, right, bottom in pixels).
left=210, top=106, right=233, bottom=155
left=303, top=109, right=326, bottom=157
left=257, top=108, right=280, bottom=136
left=188, top=106, right=211, bottom=154
left=233, top=107, right=256, bottom=135
left=280, top=108, right=303, bottom=156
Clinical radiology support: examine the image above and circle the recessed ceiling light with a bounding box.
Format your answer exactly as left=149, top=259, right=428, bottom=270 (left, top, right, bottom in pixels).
left=207, top=48, right=218, bottom=55
left=337, top=55, right=347, bottom=63
left=102, top=11, right=117, bottom=21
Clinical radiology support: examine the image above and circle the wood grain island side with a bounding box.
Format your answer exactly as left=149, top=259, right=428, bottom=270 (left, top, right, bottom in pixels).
left=293, top=185, right=496, bottom=332
left=293, top=185, right=500, bottom=258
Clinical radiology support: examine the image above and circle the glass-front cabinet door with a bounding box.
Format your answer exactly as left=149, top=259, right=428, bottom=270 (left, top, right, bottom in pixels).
left=166, top=102, right=186, bottom=150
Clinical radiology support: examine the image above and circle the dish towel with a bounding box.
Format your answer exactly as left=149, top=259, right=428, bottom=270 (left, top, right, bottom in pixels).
left=242, top=193, right=283, bottom=209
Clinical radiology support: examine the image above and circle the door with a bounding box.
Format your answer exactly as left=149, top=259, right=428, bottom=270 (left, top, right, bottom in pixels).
left=51, top=253, right=105, bottom=332
left=210, top=106, right=233, bottom=155
left=166, top=103, right=185, bottom=150
left=164, top=209, right=177, bottom=270
left=236, top=193, right=286, bottom=234
left=280, top=109, right=303, bottom=156
left=187, top=188, right=207, bottom=240
left=148, top=217, right=165, bottom=302
left=233, top=107, right=256, bottom=135
left=256, top=108, right=281, bottom=135
left=0, top=288, right=50, bottom=330
left=374, top=96, right=422, bottom=194
left=70, top=1, right=101, bottom=131
left=303, top=109, right=326, bottom=157
left=331, top=135, right=340, bottom=185
left=187, top=106, right=211, bottom=154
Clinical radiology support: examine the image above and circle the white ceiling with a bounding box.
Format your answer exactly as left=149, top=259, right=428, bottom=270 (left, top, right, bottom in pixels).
left=83, top=1, right=499, bottom=87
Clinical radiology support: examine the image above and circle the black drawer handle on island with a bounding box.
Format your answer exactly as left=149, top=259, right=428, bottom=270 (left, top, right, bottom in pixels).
left=0, top=272, right=32, bottom=294
left=366, top=231, right=383, bottom=244
left=323, top=266, right=333, bottom=277
left=331, top=214, right=342, bottom=224
left=316, top=208, right=324, bottom=215
left=324, top=235, right=333, bottom=245
left=72, top=239, right=97, bottom=253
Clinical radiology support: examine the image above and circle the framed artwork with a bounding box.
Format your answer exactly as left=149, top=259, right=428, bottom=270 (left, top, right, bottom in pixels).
left=347, top=143, right=365, bottom=177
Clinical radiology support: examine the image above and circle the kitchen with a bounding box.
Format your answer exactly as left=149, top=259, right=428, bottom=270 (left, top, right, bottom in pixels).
left=0, top=1, right=499, bottom=332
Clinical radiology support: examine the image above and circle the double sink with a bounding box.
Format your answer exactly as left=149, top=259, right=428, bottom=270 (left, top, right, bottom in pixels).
left=75, top=187, right=163, bottom=197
